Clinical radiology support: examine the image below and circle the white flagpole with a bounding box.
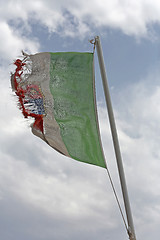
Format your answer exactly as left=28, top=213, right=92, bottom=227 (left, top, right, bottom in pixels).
left=95, top=36, right=136, bottom=240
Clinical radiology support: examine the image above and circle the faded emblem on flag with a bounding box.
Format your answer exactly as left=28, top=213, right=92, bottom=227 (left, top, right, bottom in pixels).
left=24, top=84, right=45, bottom=115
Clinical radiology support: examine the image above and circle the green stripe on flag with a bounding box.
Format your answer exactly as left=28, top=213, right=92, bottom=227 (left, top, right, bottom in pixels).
left=50, top=52, right=106, bottom=168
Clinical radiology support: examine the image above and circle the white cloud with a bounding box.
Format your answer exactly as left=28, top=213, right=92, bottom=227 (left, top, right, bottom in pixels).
left=0, top=124, right=124, bottom=239
left=1, top=0, right=160, bottom=66
left=67, top=0, right=160, bottom=37
left=1, top=0, right=160, bottom=40
left=0, top=21, right=39, bottom=61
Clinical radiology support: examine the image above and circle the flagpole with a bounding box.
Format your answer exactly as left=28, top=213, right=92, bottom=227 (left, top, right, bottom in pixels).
left=95, top=36, right=136, bottom=240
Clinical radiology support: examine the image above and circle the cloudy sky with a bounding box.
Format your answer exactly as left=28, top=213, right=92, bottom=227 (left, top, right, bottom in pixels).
left=1, top=0, right=160, bottom=239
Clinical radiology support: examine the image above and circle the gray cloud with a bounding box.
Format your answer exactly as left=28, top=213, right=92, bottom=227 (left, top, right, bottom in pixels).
left=107, top=65, right=160, bottom=239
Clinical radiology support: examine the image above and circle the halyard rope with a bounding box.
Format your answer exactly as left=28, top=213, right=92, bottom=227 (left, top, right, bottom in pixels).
left=105, top=166, right=128, bottom=233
